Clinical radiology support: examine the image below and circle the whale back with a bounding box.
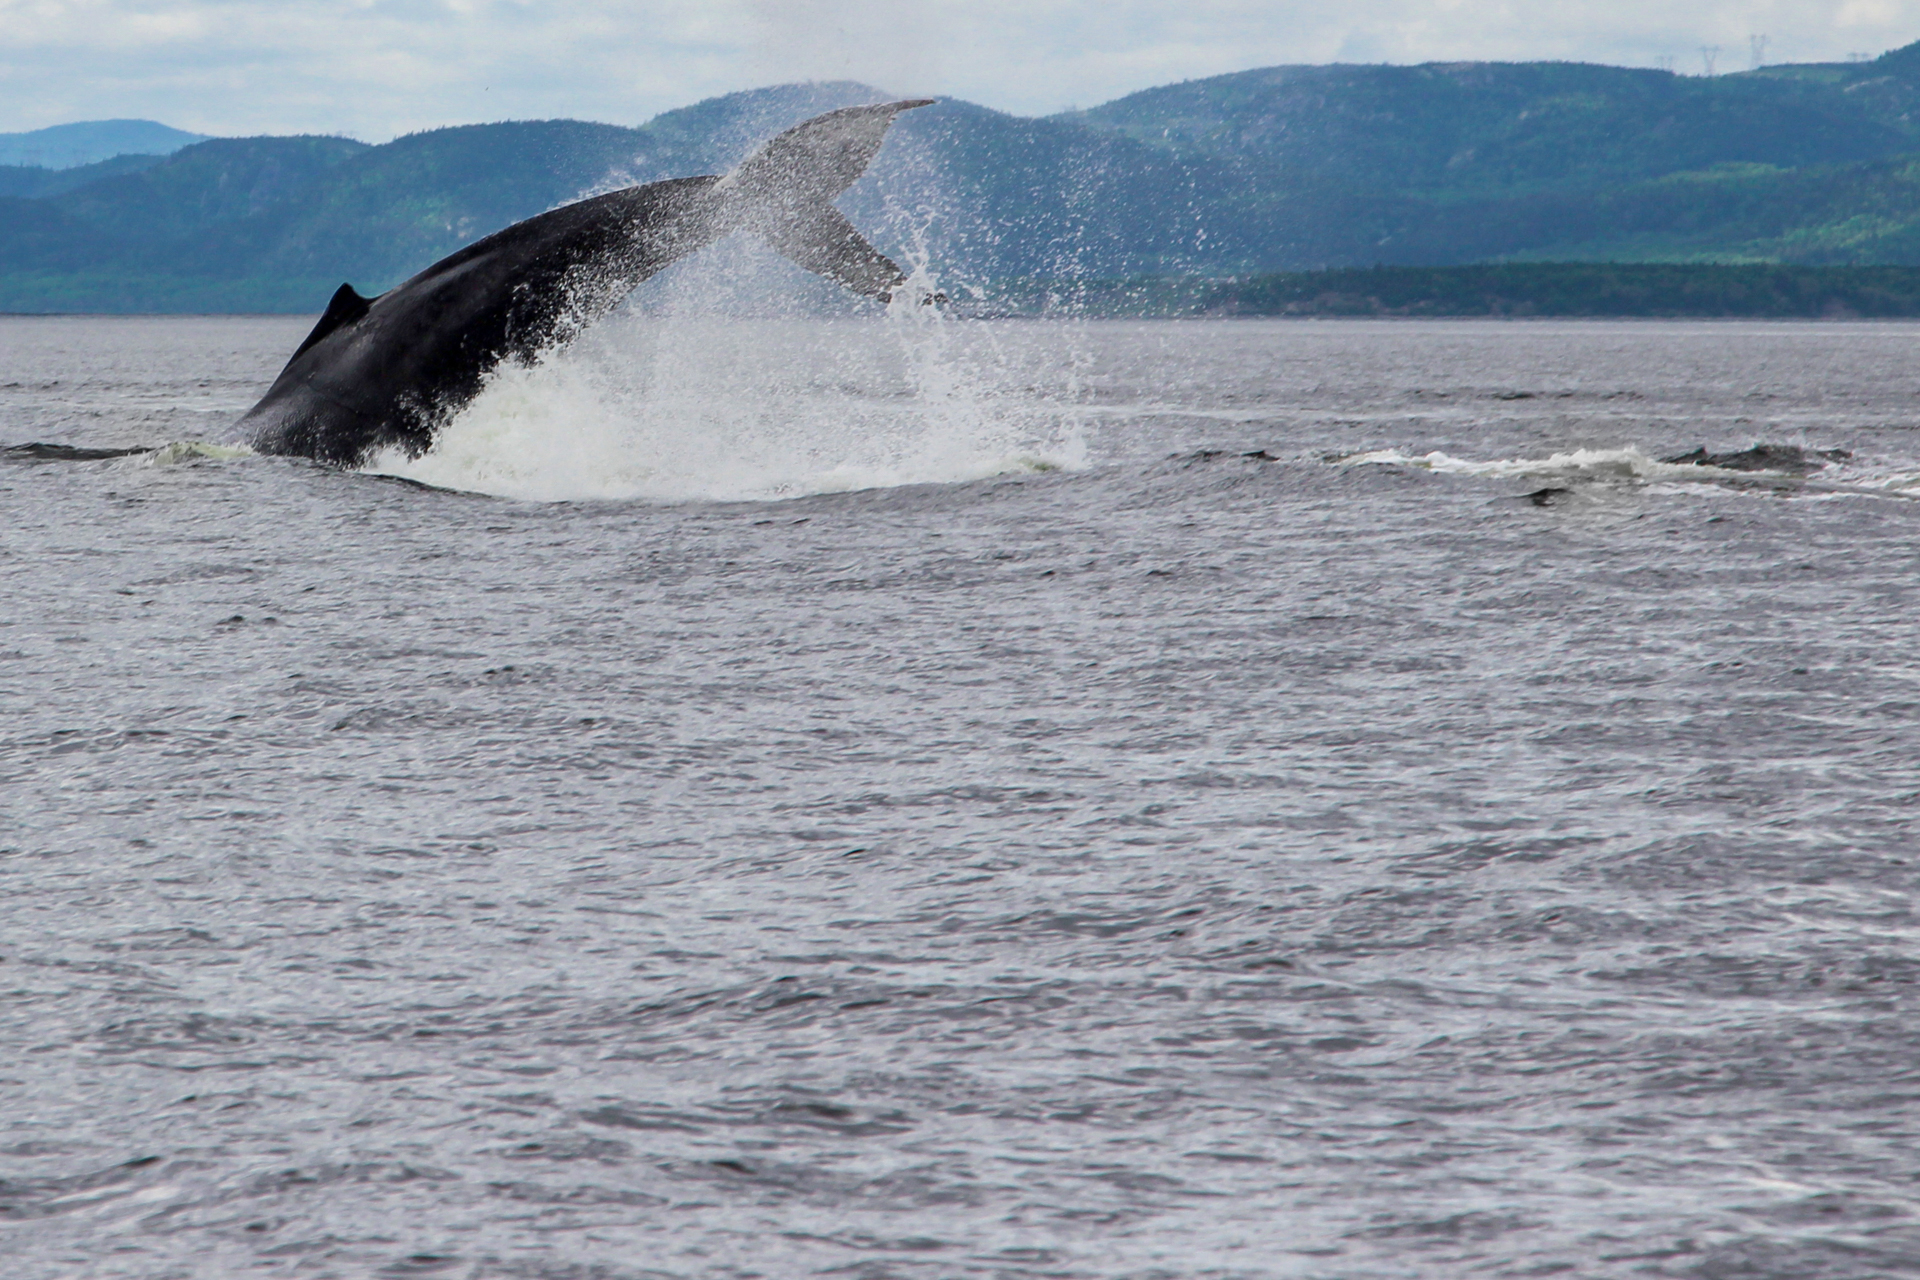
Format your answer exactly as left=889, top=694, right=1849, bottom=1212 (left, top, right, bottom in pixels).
left=241, top=176, right=728, bottom=464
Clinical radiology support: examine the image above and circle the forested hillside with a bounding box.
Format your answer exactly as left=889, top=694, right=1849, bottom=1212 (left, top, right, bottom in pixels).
left=11, top=42, right=1920, bottom=312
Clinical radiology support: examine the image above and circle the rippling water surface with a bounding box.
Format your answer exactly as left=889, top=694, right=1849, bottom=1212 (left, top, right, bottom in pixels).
left=5, top=315, right=1920, bottom=1278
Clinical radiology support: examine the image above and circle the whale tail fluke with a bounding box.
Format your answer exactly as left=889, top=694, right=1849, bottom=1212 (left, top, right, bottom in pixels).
left=758, top=201, right=917, bottom=301
left=723, top=99, right=936, bottom=303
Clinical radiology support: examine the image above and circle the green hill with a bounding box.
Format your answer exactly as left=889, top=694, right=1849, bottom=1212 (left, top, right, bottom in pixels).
left=1069, top=60, right=1915, bottom=198
left=15, top=47, right=1920, bottom=312
left=0, top=153, right=173, bottom=200
left=1065, top=46, right=1920, bottom=268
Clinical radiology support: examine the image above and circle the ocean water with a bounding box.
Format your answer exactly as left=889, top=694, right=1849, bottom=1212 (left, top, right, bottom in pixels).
left=4, top=313, right=1920, bottom=1279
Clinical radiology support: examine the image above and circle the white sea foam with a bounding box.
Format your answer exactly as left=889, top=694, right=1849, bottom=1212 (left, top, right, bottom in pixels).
left=1337, top=443, right=1920, bottom=502
left=1338, top=445, right=1740, bottom=483
left=359, top=277, right=1088, bottom=503
left=1856, top=466, right=1920, bottom=495
left=98, top=440, right=255, bottom=470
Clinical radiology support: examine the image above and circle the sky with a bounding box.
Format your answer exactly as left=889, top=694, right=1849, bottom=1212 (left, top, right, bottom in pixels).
left=2, top=0, right=1918, bottom=140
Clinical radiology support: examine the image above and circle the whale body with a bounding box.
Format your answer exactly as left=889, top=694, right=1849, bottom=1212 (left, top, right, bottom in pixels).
left=236, top=100, right=933, bottom=467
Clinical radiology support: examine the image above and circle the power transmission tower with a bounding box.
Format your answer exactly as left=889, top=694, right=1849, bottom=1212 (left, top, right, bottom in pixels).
left=1700, top=45, right=1720, bottom=76
left=1656, top=55, right=1676, bottom=73
left=1749, top=34, right=1770, bottom=69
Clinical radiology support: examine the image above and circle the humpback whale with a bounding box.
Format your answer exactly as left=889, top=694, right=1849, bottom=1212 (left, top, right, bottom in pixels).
left=236, top=100, right=934, bottom=467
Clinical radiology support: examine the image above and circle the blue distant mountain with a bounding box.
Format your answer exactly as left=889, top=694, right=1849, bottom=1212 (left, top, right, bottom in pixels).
left=0, top=119, right=210, bottom=168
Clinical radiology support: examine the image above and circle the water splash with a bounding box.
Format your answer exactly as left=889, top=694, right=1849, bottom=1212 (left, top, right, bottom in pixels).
left=360, top=277, right=1086, bottom=503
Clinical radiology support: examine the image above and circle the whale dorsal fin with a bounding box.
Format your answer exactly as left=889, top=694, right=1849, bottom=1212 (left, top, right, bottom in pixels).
left=286, top=283, right=374, bottom=365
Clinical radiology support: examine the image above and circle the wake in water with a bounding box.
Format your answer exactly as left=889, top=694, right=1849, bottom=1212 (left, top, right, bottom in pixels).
left=357, top=263, right=1088, bottom=503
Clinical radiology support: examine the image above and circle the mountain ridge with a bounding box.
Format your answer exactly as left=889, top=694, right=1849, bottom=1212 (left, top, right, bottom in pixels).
left=0, top=119, right=211, bottom=169
left=14, top=47, right=1920, bottom=312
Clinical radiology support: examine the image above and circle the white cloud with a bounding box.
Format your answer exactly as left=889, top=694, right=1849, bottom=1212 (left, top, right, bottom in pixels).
left=0, top=0, right=1915, bottom=138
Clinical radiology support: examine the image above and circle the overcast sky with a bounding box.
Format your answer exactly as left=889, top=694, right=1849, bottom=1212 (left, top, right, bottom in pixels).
left=3, top=0, right=1918, bottom=140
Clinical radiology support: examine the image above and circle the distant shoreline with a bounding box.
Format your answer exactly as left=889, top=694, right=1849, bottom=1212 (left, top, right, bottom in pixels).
left=977, top=264, right=1920, bottom=320
left=1207, top=263, right=1920, bottom=319
left=12, top=263, right=1920, bottom=320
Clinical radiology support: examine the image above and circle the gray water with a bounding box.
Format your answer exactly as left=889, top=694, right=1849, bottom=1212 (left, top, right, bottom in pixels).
left=5, top=315, right=1920, bottom=1279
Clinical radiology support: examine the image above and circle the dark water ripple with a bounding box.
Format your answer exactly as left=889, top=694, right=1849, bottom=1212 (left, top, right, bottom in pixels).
left=4, top=318, right=1920, bottom=1276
